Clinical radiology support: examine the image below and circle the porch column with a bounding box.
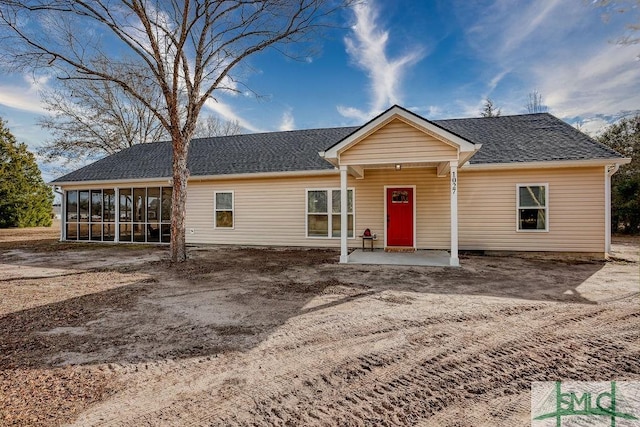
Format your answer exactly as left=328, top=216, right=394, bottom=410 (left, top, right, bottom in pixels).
left=114, top=187, right=120, bottom=243
left=60, top=188, right=65, bottom=242
left=340, top=166, right=349, bottom=263
left=450, top=161, right=459, bottom=266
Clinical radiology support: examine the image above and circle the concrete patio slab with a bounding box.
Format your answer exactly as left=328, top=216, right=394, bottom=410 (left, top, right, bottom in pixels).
left=347, top=249, right=452, bottom=267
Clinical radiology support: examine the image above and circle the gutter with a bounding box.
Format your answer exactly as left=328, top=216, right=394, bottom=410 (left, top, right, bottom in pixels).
left=51, top=185, right=63, bottom=197
left=462, top=157, right=631, bottom=171
left=51, top=168, right=340, bottom=187
left=607, top=163, right=620, bottom=177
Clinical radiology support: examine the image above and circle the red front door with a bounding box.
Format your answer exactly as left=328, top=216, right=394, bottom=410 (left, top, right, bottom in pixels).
left=386, top=188, right=414, bottom=247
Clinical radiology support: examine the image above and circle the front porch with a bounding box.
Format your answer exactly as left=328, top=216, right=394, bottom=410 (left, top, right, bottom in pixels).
left=347, top=249, right=453, bottom=267
left=320, top=106, right=481, bottom=268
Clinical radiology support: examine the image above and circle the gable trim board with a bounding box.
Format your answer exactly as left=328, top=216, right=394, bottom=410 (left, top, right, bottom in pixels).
left=53, top=105, right=630, bottom=265
left=322, top=105, right=479, bottom=159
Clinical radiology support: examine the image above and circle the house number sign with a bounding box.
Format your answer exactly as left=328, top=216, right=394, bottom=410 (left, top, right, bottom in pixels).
left=451, top=171, right=457, bottom=194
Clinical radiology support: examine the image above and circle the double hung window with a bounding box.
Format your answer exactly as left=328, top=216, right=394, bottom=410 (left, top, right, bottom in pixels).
left=307, top=189, right=354, bottom=238
left=517, top=184, right=548, bottom=231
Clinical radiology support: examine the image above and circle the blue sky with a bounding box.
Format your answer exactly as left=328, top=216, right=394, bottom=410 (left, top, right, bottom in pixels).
left=1, top=0, right=639, bottom=181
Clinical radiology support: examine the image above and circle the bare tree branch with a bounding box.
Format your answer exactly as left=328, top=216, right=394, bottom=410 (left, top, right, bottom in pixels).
left=525, top=90, right=548, bottom=114
left=193, top=115, right=242, bottom=138
left=591, top=0, right=640, bottom=59
left=0, top=0, right=351, bottom=262
left=37, top=61, right=167, bottom=164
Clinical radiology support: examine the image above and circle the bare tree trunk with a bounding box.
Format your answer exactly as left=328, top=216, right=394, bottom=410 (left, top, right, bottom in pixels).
left=0, top=0, right=351, bottom=263
left=170, top=134, right=189, bottom=262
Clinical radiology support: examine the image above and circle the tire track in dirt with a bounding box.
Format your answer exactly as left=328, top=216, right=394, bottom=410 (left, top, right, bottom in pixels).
left=73, top=298, right=640, bottom=426
left=201, top=301, right=640, bottom=426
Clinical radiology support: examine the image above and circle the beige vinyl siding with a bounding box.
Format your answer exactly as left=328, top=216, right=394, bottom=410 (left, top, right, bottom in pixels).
left=458, top=166, right=605, bottom=252
left=340, top=119, right=458, bottom=165
left=354, top=168, right=450, bottom=249
left=63, top=165, right=606, bottom=254
left=186, top=174, right=357, bottom=247
left=185, top=168, right=452, bottom=249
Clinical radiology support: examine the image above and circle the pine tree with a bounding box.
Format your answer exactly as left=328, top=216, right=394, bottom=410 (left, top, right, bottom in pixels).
left=481, top=98, right=501, bottom=117
left=0, top=119, right=53, bottom=228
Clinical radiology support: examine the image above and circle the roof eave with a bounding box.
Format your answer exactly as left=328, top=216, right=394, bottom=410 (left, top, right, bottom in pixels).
left=52, top=168, right=340, bottom=187
left=50, top=176, right=172, bottom=187
left=462, top=157, right=631, bottom=171
left=318, top=150, right=339, bottom=167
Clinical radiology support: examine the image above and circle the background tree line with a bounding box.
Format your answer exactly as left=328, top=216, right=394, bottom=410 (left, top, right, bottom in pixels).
left=0, top=119, right=53, bottom=228
left=597, top=114, right=640, bottom=234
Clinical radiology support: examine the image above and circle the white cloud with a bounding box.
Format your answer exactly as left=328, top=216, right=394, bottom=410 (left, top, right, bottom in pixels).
left=456, top=0, right=640, bottom=120
left=203, top=99, right=263, bottom=133
left=577, top=116, right=610, bottom=137
left=535, top=43, right=640, bottom=118
left=0, top=74, right=50, bottom=114
left=465, top=0, right=567, bottom=60
left=427, top=105, right=443, bottom=118
left=218, top=74, right=239, bottom=95
left=336, top=105, right=370, bottom=122
left=279, top=109, right=295, bottom=131
left=338, top=1, right=424, bottom=122
left=487, top=69, right=510, bottom=94
left=454, top=98, right=486, bottom=118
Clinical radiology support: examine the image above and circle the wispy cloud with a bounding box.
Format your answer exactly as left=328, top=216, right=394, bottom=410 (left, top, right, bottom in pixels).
left=279, top=109, right=295, bottom=131
left=337, top=1, right=424, bottom=122
left=464, top=0, right=566, bottom=60
left=487, top=69, right=510, bottom=94
left=203, top=99, right=263, bottom=133
left=535, top=43, right=640, bottom=118
left=0, top=74, right=50, bottom=114
left=455, top=0, right=640, bottom=121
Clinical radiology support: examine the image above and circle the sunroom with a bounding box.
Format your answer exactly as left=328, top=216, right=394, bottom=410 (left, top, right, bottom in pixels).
left=63, top=186, right=173, bottom=243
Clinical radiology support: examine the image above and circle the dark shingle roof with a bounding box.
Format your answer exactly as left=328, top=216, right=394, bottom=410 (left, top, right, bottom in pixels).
left=52, top=127, right=358, bottom=183
left=52, top=112, right=624, bottom=183
left=435, top=113, right=621, bottom=164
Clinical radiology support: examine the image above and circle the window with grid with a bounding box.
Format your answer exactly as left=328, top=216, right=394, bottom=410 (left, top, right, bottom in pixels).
left=517, top=184, right=548, bottom=231
left=214, top=191, right=234, bottom=228
left=307, top=189, right=353, bottom=238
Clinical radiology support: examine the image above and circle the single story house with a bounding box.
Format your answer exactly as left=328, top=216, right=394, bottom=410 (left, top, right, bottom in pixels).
left=52, top=105, right=630, bottom=266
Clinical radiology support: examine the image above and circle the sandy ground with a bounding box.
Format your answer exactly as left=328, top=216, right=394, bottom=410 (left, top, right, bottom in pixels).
left=0, top=224, right=638, bottom=426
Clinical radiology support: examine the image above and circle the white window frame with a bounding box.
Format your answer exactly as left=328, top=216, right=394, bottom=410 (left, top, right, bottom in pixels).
left=516, top=183, right=549, bottom=232
left=305, top=188, right=355, bottom=239
left=214, top=190, right=235, bottom=230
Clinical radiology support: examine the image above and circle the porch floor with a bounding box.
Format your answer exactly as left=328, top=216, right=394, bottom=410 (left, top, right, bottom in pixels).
left=347, top=249, right=453, bottom=267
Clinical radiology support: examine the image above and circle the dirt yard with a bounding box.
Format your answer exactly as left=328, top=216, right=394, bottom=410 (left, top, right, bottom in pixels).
left=0, top=225, right=638, bottom=426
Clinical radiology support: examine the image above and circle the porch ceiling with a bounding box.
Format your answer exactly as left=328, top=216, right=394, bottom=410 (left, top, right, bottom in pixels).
left=352, top=161, right=442, bottom=169
left=346, top=160, right=453, bottom=179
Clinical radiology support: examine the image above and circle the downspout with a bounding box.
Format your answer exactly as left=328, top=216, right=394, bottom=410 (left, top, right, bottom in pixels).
left=608, top=163, right=620, bottom=175
left=605, top=164, right=620, bottom=254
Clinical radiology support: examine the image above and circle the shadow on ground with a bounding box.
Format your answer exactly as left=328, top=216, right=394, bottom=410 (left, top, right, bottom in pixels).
left=0, top=246, right=609, bottom=371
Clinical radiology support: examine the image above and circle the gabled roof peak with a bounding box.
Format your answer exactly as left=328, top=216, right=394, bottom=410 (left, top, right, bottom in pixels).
left=322, top=104, right=479, bottom=159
